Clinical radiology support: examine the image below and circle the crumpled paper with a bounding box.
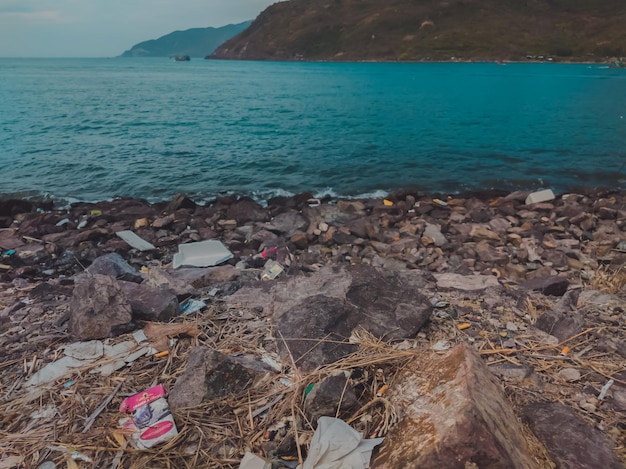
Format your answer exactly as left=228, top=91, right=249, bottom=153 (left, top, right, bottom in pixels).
left=299, top=417, right=384, bottom=469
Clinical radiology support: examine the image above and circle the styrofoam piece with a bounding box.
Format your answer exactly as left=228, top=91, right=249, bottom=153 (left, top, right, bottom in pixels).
left=116, top=230, right=156, bottom=251
left=525, top=189, right=555, bottom=205
left=172, top=240, right=233, bottom=269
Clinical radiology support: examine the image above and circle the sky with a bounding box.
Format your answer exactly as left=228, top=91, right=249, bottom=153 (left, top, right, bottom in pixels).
left=0, top=0, right=276, bottom=57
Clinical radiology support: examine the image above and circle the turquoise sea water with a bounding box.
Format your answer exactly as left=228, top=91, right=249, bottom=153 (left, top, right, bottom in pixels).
left=0, top=58, right=625, bottom=203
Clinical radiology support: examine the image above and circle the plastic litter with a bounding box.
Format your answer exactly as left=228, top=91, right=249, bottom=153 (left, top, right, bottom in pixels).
left=179, top=298, right=206, bottom=315
left=116, top=230, right=156, bottom=251
left=261, top=260, right=284, bottom=281
left=598, top=379, right=614, bottom=400
left=239, top=452, right=271, bottom=469
left=172, top=240, right=233, bottom=269
left=383, top=199, right=394, bottom=206
left=525, top=189, right=555, bottom=205
left=119, top=384, right=178, bottom=449
left=299, top=416, right=384, bottom=469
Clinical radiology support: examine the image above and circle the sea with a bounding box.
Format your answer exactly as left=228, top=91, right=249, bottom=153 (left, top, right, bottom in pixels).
left=0, top=58, right=625, bottom=205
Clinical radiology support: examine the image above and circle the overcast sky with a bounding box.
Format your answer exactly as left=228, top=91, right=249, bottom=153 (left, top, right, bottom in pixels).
left=0, top=0, right=276, bottom=57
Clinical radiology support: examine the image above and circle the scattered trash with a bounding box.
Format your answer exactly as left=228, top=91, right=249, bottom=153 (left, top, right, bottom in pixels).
left=433, top=198, right=448, bottom=207
left=119, top=384, right=178, bottom=449
left=179, top=298, right=206, bottom=315
left=307, top=198, right=321, bottom=207
left=2, top=249, right=15, bottom=257
left=383, top=199, right=394, bottom=206
left=90, top=210, right=102, bottom=216
left=260, top=246, right=278, bottom=260
left=116, top=230, right=156, bottom=251
left=172, top=240, right=233, bottom=269
left=154, top=350, right=169, bottom=359
left=433, top=339, right=452, bottom=351
left=300, top=417, right=384, bottom=469
left=36, top=461, right=56, bottom=469
left=261, top=260, right=284, bottom=280
left=376, top=384, right=389, bottom=397
left=525, top=189, right=555, bottom=205
left=560, top=346, right=571, bottom=356
left=458, top=323, right=471, bottom=330
left=77, top=219, right=88, bottom=230
left=55, top=218, right=70, bottom=226
left=239, top=451, right=270, bottom=469
left=598, top=379, right=614, bottom=400
left=139, top=322, right=200, bottom=352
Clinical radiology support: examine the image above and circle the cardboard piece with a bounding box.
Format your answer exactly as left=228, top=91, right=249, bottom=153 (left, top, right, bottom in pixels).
left=172, top=240, right=233, bottom=269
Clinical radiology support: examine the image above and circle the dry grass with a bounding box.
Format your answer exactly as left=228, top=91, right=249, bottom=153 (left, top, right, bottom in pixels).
left=591, top=264, right=626, bottom=295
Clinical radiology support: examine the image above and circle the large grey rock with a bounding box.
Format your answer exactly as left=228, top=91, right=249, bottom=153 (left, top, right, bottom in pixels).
left=272, top=265, right=433, bottom=370
left=274, top=295, right=357, bottom=371
left=521, top=275, right=570, bottom=297
left=535, top=289, right=584, bottom=341
left=227, top=265, right=432, bottom=371
left=226, top=198, right=268, bottom=223
left=118, top=281, right=179, bottom=322
left=371, top=344, right=540, bottom=469
left=523, top=403, right=622, bottom=469
left=169, top=347, right=254, bottom=410
left=267, top=210, right=309, bottom=237
left=304, top=372, right=359, bottom=423
left=145, top=267, right=199, bottom=300
left=69, top=274, right=133, bottom=340
left=86, top=253, right=143, bottom=283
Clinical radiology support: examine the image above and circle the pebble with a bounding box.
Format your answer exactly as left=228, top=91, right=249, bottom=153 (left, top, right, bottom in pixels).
left=558, top=368, right=581, bottom=382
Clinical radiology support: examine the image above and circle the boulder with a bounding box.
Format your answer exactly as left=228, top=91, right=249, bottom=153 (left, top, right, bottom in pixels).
left=267, top=210, right=309, bottom=236
left=165, top=193, right=196, bottom=213
left=169, top=347, right=254, bottom=410
left=304, top=372, right=359, bottom=423
left=69, top=274, right=133, bottom=340
left=86, top=253, right=143, bottom=283
left=423, top=223, right=448, bottom=247
left=371, top=344, right=539, bottom=469
left=534, top=289, right=584, bottom=341
left=521, top=275, right=570, bottom=297
left=145, top=268, right=199, bottom=300
left=226, top=198, right=268, bottom=223
left=118, top=281, right=178, bottom=322
left=523, top=403, right=622, bottom=469
left=274, top=295, right=357, bottom=371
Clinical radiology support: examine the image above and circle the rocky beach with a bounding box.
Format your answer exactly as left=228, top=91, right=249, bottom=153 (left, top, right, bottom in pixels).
left=0, top=188, right=625, bottom=468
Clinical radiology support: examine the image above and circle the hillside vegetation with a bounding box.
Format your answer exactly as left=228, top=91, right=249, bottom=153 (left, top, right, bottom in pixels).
left=211, top=0, right=626, bottom=61
left=121, top=22, right=251, bottom=58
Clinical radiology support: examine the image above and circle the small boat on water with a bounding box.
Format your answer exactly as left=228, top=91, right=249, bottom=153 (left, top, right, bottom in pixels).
left=608, top=57, right=624, bottom=68
left=173, top=55, right=190, bottom=62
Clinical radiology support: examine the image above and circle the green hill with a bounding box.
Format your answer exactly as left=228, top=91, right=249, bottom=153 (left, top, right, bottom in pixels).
left=121, top=22, right=251, bottom=58
left=210, top=0, right=626, bottom=62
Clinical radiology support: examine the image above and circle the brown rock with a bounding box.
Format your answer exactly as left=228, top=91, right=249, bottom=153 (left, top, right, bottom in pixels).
left=372, top=344, right=539, bottom=469
left=304, top=372, right=359, bottom=423
left=470, top=225, right=501, bottom=241
left=227, top=198, right=268, bottom=223
left=475, top=241, right=509, bottom=264
left=523, top=403, right=622, bottom=469
left=68, top=274, right=133, bottom=339
left=169, top=346, right=254, bottom=410
left=290, top=231, right=309, bottom=250
left=118, top=281, right=179, bottom=322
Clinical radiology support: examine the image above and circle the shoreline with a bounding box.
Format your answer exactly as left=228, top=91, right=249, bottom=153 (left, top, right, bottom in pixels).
left=1, top=187, right=624, bottom=467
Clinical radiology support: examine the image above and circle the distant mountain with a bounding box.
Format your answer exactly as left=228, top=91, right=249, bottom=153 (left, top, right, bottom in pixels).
left=121, top=21, right=251, bottom=58
left=211, top=0, right=626, bottom=62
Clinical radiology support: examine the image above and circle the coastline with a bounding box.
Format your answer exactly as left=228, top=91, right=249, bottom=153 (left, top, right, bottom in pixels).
left=1, top=187, right=625, bottom=466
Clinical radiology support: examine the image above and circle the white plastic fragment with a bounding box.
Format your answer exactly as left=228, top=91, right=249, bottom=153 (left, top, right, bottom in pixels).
left=172, top=240, right=233, bottom=269
left=239, top=451, right=270, bottom=469
left=300, top=417, right=384, bottom=469
left=598, top=379, right=614, bottom=400
left=116, top=230, right=156, bottom=251
left=525, top=189, right=555, bottom=205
